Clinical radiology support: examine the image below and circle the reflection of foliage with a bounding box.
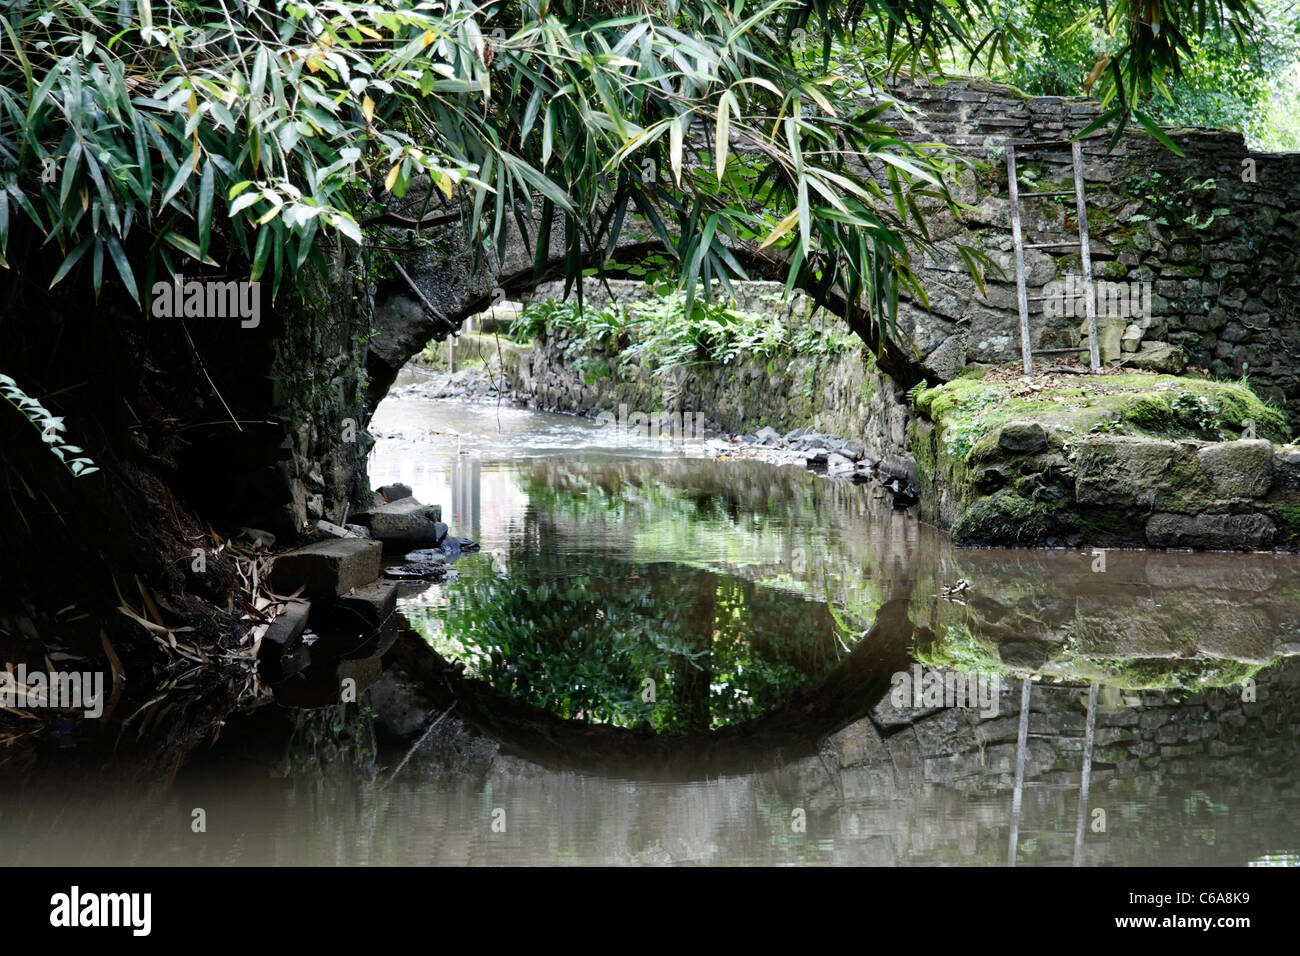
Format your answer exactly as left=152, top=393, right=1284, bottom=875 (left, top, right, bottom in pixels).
left=440, top=559, right=698, bottom=728
left=1078, top=656, right=1272, bottom=691
left=415, top=553, right=849, bottom=731
left=917, top=619, right=1277, bottom=691
left=824, top=572, right=882, bottom=646
left=915, top=624, right=1004, bottom=673
left=708, top=578, right=846, bottom=727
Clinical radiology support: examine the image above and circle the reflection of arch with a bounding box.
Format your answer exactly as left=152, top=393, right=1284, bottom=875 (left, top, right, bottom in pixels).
left=386, top=599, right=917, bottom=778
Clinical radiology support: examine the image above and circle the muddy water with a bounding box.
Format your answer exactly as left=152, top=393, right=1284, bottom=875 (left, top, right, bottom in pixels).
left=4, top=371, right=1298, bottom=866
left=359, top=372, right=1300, bottom=865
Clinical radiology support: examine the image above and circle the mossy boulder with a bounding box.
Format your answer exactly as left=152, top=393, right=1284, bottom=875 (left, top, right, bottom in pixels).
left=912, top=365, right=1293, bottom=550
left=952, top=491, right=1048, bottom=546
left=997, top=421, right=1047, bottom=453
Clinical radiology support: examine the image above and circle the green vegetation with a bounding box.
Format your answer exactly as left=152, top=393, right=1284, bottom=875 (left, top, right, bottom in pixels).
left=1122, top=172, right=1230, bottom=232
left=917, top=624, right=1276, bottom=691
left=509, top=292, right=856, bottom=372
left=914, top=623, right=1005, bottom=673
left=1273, top=504, right=1300, bottom=547
left=0, top=0, right=1011, bottom=366
left=0, top=373, right=98, bottom=477
left=951, top=0, right=1300, bottom=150
left=0, top=0, right=1269, bottom=373
left=1060, top=656, right=1273, bottom=691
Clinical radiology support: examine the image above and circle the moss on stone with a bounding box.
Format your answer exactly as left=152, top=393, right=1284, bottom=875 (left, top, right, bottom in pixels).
left=1272, top=504, right=1300, bottom=546
left=918, top=370, right=1290, bottom=454
left=952, top=491, right=1049, bottom=546
left=1079, top=657, right=1270, bottom=691
left=1122, top=394, right=1175, bottom=431
left=1071, top=508, right=1138, bottom=545
left=915, top=367, right=1291, bottom=548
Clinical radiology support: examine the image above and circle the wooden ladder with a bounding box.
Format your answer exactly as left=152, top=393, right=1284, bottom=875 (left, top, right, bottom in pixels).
left=1006, top=679, right=1100, bottom=867
left=1005, top=139, right=1101, bottom=375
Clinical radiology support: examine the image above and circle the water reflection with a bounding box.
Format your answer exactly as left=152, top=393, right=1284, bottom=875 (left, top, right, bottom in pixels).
left=6, top=389, right=1295, bottom=868
left=413, top=558, right=846, bottom=732
left=360, top=390, right=1300, bottom=865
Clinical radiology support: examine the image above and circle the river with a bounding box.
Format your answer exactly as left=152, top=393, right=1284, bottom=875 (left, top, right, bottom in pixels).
left=3, top=366, right=1298, bottom=866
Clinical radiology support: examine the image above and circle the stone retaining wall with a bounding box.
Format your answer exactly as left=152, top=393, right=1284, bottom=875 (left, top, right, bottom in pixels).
left=911, top=412, right=1300, bottom=550
left=504, top=279, right=917, bottom=471
left=879, top=77, right=1300, bottom=418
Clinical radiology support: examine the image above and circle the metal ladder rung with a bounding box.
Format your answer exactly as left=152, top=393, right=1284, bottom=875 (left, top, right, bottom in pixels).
left=1020, top=189, right=1075, bottom=197
left=1031, top=347, right=1083, bottom=354
left=1023, top=781, right=1082, bottom=789
left=1023, top=240, right=1081, bottom=249
left=1010, top=133, right=1107, bottom=148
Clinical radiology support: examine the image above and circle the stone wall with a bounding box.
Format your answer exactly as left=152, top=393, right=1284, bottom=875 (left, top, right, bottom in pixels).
left=906, top=372, right=1300, bottom=550
left=879, top=77, right=1300, bottom=417
left=501, top=279, right=918, bottom=471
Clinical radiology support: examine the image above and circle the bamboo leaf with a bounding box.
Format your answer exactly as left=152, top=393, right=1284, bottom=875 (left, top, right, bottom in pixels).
left=197, top=161, right=214, bottom=260
left=105, top=233, right=139, bottom=303
left=714, top=92, right=731, bottom=182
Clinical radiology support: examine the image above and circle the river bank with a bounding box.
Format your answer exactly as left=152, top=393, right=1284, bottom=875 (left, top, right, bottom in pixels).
left=466, top=281, right=1300, bottom=552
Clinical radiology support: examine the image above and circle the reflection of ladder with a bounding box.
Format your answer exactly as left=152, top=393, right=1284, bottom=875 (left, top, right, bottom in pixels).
left=1005, top=139, right=1100, bottom=374
left=1007, top=679, right=1100, bottom=867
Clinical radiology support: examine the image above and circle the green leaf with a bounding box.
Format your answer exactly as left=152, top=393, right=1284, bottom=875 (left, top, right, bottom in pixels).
left=250, top=226, right=271, bottom=282
left=160, top=230, right=218, bottom=266
left=1133, top=109, right=1185, bottom=157
left=714, top=92, right=732, bottom=182
left=197, top=161, right=215, bottom=260
left=105, top=233, right=139, bottom=302
left=48, top=235, right=94, bottom=288
left=160, top=160, right=192, bottom=210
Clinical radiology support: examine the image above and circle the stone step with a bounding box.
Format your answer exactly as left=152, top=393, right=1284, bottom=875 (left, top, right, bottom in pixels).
left=269, top=538, right=382, bottom=598
left=340, top=580, right=399, bottom=627
left=272, top=653, right=386, bottom=708
left=355, top=496, right=447, bottom=549
left=305, top=582, right=400, bottom=661
left=257, top=600, right=311, bottom=684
